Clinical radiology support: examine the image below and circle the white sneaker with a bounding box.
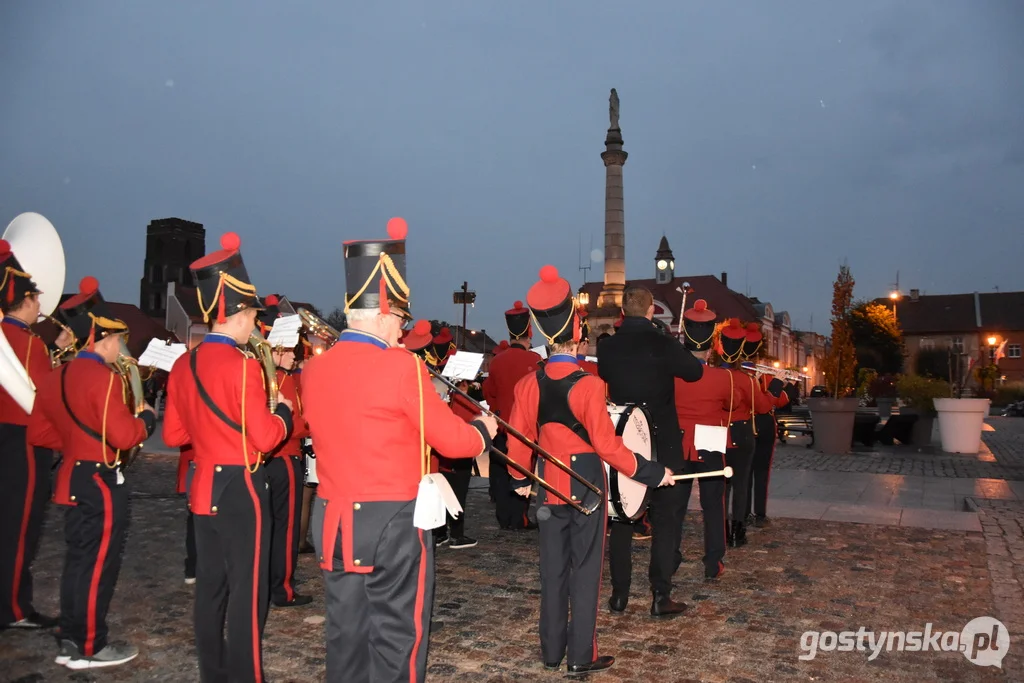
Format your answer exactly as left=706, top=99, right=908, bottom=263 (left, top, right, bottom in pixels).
left=184, top=576, right=196, bottom=585
left=65, top=642, right=139, bottom=669
left=55, top=640, right=78, bottom=666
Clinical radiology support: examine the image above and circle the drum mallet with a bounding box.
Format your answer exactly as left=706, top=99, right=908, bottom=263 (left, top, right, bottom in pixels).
left=672, top=466, right=733, bottom=481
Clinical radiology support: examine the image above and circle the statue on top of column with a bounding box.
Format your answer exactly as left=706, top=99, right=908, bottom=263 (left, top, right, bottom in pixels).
left=609, top=88, right=620, bottom=129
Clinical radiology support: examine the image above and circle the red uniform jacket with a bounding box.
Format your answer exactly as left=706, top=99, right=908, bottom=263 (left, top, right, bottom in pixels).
left=727, top=368, right=772, bottom=441
left=506, top=359, right=665, bottom=506
left=270, top=369, right=309, bottom=458
left=0, top=318, right=53, bottom=426
left=577, top=357, right=599, bottom=376
left=176, top=444, right=195, bottom=495
left=757, top=375, right=791, bottom=413
left=482, top=345, right=542, bottom=421
left=673, top=365, right=741, bottom=461
left=301, top=331, right=490, bottom=572
left=430, top=392, right=478, bottom=474
left=28, top=352, right=153, bottom=505
left=162, top=335, right=290, bottom=515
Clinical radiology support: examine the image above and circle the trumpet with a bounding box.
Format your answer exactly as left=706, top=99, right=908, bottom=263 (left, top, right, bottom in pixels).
left=294, top=307, right=603, bottom=515
left=113, top=337, right=147, bottom=470
left=247, top=328, right=279, bottom=411
left=42, top=314, right=76, bottom=366
left=749, top=363, right=808, bottom=383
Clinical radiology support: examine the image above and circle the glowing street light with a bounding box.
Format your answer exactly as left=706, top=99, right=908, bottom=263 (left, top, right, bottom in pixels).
left=987, top=335, right=998, bottom=346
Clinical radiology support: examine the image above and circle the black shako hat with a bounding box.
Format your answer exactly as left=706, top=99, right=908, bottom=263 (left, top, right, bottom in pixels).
left=189, top=232, right=264, bottom=325
left=343, top=217, right=410, bottom=320
left=682, top=299, right=717, bottom=351
left=526, top=265, right=580, bottom=346
left=0, top=239, right=41, bottom=309
left=58, top=276, right=128, bottom=352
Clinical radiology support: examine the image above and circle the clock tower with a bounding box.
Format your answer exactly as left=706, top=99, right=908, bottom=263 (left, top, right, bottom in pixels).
left=655, top=235, right=675, bottom=284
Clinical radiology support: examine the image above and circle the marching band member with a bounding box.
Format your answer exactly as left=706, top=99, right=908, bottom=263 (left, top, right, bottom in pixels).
left=482, top=300, right=542, bottom=531
left=597, top=285, right=703, bottom=617
left=673, top=300, right=735, bottom=580
left=717, top=319, right=770, bottom=547
left=28, top=276, right=157, bottom=669
left=163, top=233, right=294, bottom=683
left=506, top=266, right=674, bottom=676
left=740, top=325, right=788, bottom=527
left=301, top=218, right=496, bottom=683
left=0, top=239, right=59, bottom=630
left=259, top=296, right=313, bottom=607
left=176, top=444, right=197, bottom=584
left=404, top=321, right=479, bottom=549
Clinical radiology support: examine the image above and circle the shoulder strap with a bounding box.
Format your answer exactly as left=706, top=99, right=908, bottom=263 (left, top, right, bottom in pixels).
left=536, top=369, right=592, bottom=446
left=189, top=348, right=243, bottom=434
left=60, top=364, right=104, bottom=444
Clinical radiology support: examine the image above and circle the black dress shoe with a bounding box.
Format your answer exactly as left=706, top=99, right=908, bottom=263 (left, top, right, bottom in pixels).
left=650, top=593, right=686, bottom=618
left=273, top=594, right=313, bottom=607
left=704, top=561, right=725, bottom=581
left=729, top=521, right=747, bottom=548
left=567, top=655, right=615, bottom=676
left=544, top=657, right=563, bottom=670
left=754, top=515, right=770, bottom=527
left=608, top=593, right=628, bottom=614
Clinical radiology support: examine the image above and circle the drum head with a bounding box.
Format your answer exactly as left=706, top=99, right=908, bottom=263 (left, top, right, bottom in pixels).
left=610, top=404, right=657, bottom=521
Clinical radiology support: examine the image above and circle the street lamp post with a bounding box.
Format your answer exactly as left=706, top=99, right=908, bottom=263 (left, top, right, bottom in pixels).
left=889, top=290, right=899, bottom=317
left=452, top=282, right=477, bottom=350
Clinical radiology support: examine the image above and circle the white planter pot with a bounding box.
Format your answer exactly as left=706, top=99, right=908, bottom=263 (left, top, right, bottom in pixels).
left=934, top=398, right=990, bottom=454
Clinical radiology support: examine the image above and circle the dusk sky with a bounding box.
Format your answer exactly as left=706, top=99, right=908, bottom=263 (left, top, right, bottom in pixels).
left=2, top=2, right=1022, bottom=340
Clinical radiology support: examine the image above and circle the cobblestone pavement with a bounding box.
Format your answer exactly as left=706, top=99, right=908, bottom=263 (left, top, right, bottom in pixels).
left=0, top=453, right=1010, bottom=683
left=773, top=417, right=1024, bottom=480
left=971, top=497, right=1024, bottom=681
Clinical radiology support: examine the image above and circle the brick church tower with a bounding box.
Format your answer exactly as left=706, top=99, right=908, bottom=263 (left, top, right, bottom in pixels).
left=139, top=218, right=205, bottom=318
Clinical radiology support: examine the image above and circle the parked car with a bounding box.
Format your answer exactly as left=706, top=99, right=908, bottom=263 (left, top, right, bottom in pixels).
left=809, top=385, right=828, bottom=398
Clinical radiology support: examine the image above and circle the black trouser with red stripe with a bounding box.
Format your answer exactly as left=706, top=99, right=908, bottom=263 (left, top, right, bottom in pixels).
left=436, top=457, right=472, bottom=538
left=538, top=503, right=605, bottom=668
left=724, top=420, right=756, bottom=522
left=489, top=433, right=530, bottom=529
left=0, top=424, right=52, bottom=626
left=265, top=454, right=303, bottom=603
left=314, top=498, right=433, bottom=683
left=677, top=450, right=727, bottom=575
left=193, top=466, right=270, bottom=683
left=58, top=462, right=129, bottom=656
left=746, top=413, right=777, bottom=519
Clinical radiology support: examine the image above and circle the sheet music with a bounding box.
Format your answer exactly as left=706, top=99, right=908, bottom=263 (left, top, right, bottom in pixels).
left=267, top=314, right=301, bottom=347
left=441, top=351, right=484, bottom=381
left=532, top=345, right=548, bottom=358
left=693, top=424, right=729, bottom=454
left=137, top=339, right=188, bottom=372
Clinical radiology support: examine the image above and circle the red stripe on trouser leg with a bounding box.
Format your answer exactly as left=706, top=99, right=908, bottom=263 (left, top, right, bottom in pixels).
left=284, top=458, right=296, bottom=601
left=10, top=436, right=35, bottom=622
left=408, top=530, right=427, bottom=683
left=85, top=474, right=114, bottom=657
left=243, top=471, right=264, bottom=683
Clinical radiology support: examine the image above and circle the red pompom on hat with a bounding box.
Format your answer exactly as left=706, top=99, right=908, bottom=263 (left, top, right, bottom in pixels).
left=0, top=239, right=11, bottom=256
left=684, top=298, right=716, bottom=323
left=386, top=217, right=408, bottom=240
left=220, top=232, right=241, bottom=251
left=264, top=294, right=279, bottom=306
left=721, top=318, right=746, bottom=339
left=80, top=276, right=100, bottom=294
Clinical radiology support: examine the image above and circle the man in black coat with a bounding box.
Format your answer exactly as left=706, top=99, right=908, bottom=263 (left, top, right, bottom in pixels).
left=598, top=286, right=704, bottom=617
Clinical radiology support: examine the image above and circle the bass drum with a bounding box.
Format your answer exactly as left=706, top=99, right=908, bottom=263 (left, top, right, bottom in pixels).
left=604, top=404, right=657, bottom=521
left=302, top=437, right=318, bottom=485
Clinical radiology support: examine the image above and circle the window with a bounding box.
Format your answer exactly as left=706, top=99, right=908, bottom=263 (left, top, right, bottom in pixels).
left=951, top=337, right=964, bottom=353
left=1008, top=344, right=1021, bottom=359
left=919, top=338, right=934, bottom=350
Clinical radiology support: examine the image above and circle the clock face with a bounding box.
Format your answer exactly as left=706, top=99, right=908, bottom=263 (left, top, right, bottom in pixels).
left=657, top=259, right=668, bottom=270
left=670, top=260, right=675, bottom=270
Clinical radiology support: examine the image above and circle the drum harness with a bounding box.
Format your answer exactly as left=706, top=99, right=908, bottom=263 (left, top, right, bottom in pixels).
left=532, top=369, right=596, bottom=510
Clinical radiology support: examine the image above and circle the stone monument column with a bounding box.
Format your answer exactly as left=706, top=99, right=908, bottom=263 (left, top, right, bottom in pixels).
left=597, top=88, right=628, bottom=309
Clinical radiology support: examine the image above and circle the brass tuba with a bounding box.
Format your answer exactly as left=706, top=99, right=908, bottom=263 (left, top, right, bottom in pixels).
left=0, top=212, right=66, bottom=410
left=42, top=314, right=76, bottom=366
left=114, top=337, right=147, bottom=470
left=297, top=308, right=340, bottom=346
left=247, top=328, right=278, bottom=411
